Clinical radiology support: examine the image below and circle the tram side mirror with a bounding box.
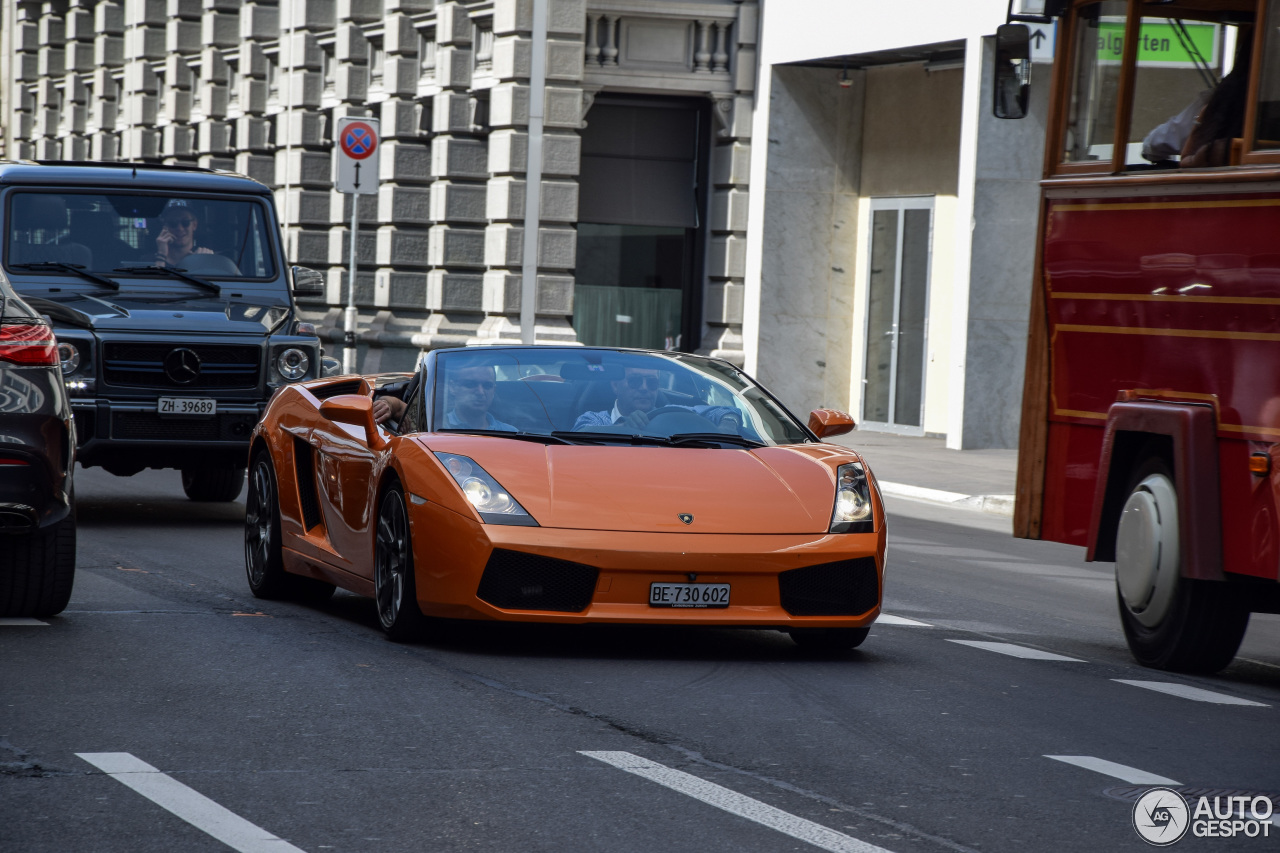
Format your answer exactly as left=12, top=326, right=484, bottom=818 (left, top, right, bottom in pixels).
left=993, top=24, right=1032, bottom=120
left=291, top=265, right=325, bottom=296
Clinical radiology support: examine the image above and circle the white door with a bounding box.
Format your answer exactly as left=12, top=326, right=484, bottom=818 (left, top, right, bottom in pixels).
left=862, top=197, right=933, bottom=434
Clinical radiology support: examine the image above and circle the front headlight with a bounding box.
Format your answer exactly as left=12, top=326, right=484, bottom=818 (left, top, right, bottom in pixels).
left=276, top=347, right=310, bottom=381
left=435, top=452, right=538, bottom=526
left=57, top=342, right=81, bottom=375
left=830, top=462, right=874, bottom=533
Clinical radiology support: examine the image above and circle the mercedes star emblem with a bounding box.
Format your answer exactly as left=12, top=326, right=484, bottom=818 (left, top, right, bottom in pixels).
left=164, top=347, right=202, bottom=385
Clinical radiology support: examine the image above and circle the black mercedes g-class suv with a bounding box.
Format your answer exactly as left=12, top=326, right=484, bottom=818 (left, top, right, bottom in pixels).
left=2, top=162, right=325, bottom=501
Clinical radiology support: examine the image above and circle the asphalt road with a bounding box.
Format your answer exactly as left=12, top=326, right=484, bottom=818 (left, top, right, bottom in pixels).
left=3, top=466, right=1278, bottom=853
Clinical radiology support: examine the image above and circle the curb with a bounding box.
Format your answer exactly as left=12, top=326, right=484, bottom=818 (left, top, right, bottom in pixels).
left=878, top=481, right=1015, bottom=517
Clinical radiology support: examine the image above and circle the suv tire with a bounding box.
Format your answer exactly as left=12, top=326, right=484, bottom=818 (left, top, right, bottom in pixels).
left=182, top=465, right=246, bottom=502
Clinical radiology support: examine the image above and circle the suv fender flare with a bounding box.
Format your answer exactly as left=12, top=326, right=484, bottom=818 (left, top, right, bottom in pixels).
left=1086, top=400, right=1223, bottom=581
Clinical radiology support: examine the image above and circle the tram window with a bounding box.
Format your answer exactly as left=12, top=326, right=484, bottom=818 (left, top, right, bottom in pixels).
left=1127, top=11, right=1253, bottom=169
left=1254, top=0, right=1280, bottom=150
left=1062, top=1, right=1126, bottom=163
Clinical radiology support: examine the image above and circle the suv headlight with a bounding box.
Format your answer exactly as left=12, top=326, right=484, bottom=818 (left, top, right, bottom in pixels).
left=276, top=347, right=310, bottom=381
left=57, top=342, right=81, bottom=375
left=830, top=462, right=874, bottom=533
left=434, top=452, right=537, bottom=526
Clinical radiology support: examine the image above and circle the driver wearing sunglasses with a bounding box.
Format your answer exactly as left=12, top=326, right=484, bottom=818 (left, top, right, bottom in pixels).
left=573, top=366, right=741, bottom=432
left=373, top=363, right=516, bottom=432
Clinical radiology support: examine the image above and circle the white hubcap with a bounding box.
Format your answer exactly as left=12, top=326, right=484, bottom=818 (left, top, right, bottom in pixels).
left=1116, top=473, right=1180, bottom=628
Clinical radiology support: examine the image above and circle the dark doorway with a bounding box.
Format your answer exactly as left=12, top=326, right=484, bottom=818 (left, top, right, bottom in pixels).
left=574, top=96, right=709, bottom=351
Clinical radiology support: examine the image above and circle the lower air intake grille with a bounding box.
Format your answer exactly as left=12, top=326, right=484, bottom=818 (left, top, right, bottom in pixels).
left=778, top=557, right=879, bottom=616
left=111, top=411, right=258, bottom=441
left=476, top=549, right=598, bottom=612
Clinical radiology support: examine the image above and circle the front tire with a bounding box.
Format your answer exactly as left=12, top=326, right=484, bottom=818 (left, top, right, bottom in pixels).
left=0, top=511, right=76, bottom=618
left=374, top=484, right=429, bottom=641
left=1115, top=461, right=1249, bottom=673
left=245, top=453, right=290, bottom=599
left=788, top=627, right=869, bottom=652
left=183, top=464, right=246, bottom=502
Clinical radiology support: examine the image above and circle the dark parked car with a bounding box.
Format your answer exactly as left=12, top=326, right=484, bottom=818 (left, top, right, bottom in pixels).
left=0, top=280, right=75, bottom=617
left=1, top=161, right=327, bottom=501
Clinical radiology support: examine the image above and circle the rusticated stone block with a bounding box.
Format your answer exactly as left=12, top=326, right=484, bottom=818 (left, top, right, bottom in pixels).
left=38, top=16, right=65, bottom=47
left=377, top=227, right=432, bottom=268
left=237, top=79, right=268, bottom=114
left=197, top=82, right=228, bottom=119
left=376, top=185, right=430, bottom=224
left=35, top=138, right=60, bottom=160
left=164, top=55, right=194, bottom=90
left=236, top=116, right=272, bottom=151
left=197, top=121, right=231, bottom=154
left=65, top=75, right=88, bottom=104
left=276, top=149, right=332, bottom=188
left=277, top=190, right=331, bottom=226
left=485, top=271, right=574, bottom=315
left=15, top=23, right=36, bottom=51
left=68, top=43, right=95, bottom=73
left=490, top=83, right=528, bottom=128
left=66, top=10, right=94, bottom=41
left=126, top=0, right=165, bottom=27
left=337, top=0, right=381, bottom=24
left=121, top=94, right=158, bottom=126
left=241, top=42, right=269, bottom=78
left=538, top=226, right=577, bottom=269
left=432, top=92, right=473, bottom=134
left=435, top=46, right=473, bottom=90
left=428, top=225, right=486, bottom=268
left=329, top=191, right=377, bottom=225
left=381, top=269, right=428, bottom=309
left=380, top=98, right=422, bottom=139
left=286, top=228, right=331, bottom=267
left=95, top=36, right=124, bottom=68
left=202, top=12, right=239, bottom=48
left=161, top=125, right=195, bottom=157
left=200, top=49, right=228, bottom=82
left=124, top=27, right=164, bottom=61
left=326, top=268, right=377, bottom=306
left=380, top=140, right=433, bottom=185
left=487, top=178, right=577, bottom=222
left=536, top=274, right=575, bottom=315
left=90, top=101, right=118, bottom=131
left=91, top=133, right=119, bottom=160
left=384, top=13, right=418, bottom=55
left=336, top=66, right=369, bottom=103
left=428, top=271, right=484, bottom=313
left=493, top=0, right=585, bottom=36
left=235, top=153, right=275, bottom=185
left=240, top=4, right=280, bottom=40
left=485, top=223, right=520, bottom=268
left=281, top=31, right=323, bottom=69
left=277, top=71, right=323, bottom=109
left=708, top=235, right=746, bottom=278
left=96, top=4, right=124, bottom=35
left=431, top=137, right=487, bottom=180
left=34, top=108, right=60, bottom=137
left=120, top=127, right=159, bottom=159
left=429, top=182, right=487, bottom=223
left=169, top=0, right=200, bottom=19
left=711, top=188, right=749, bottom=233
left=278, top=110, right=326, bottom=147
left=544, top=87, right=582, bottom=129
left=60, top=136, right=90, bottom=161
left=437, top=3, right=473, bottom=46
left=165, top=19, right=200, bottom=53
left=15, top=54, right=38, bottom=83
left=334, top=23, right=368, bottom=62
left=197, top=155, right=236, bottom=172
left=37, top=48, right=65, bottom=78
left=162, top=89, right=192, bottom=123
left=327, top=226, right=377, bottom=265
left=703, top=282, right=745, bottom=325
left=492, top=39, right=583, bottom=82
left=286, top=0, right=337, bottom=32
left=713, top=142, right=751, bottom=187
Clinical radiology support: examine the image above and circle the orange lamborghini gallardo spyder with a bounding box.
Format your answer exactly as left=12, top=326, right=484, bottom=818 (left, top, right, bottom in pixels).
left=245, top=346, right=887, bottom=650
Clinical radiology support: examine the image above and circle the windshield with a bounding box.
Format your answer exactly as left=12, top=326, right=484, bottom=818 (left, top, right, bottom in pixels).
left=427, top=348, right=811, bottom=447
left=5, top=191, right=277, bottom=283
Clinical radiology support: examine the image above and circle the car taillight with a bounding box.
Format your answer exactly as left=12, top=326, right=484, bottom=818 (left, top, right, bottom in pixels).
left=0, top=321, right=58, bottom=366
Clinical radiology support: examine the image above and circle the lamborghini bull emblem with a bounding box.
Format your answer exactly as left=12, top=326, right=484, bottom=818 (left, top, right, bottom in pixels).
left=678, top=513, right=694, bottom=525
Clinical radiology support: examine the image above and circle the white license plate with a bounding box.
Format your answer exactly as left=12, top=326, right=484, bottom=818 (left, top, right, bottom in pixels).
left=158, top=397, right=217, bottom=417
left=649, top=582, right=730, bottom=608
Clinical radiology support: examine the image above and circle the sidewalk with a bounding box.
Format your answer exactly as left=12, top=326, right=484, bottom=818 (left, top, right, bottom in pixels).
left=828, top=430, right=1018, bottom=517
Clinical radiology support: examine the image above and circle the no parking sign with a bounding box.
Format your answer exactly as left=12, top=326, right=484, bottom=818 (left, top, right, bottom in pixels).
left=335, top=117, right=380, bottom=195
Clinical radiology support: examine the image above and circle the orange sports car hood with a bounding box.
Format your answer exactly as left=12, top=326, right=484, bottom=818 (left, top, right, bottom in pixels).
left=418, top=437, right=854, bottom=534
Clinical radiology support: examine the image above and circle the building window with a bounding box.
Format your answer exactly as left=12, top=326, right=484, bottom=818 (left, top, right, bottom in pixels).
left=474, top=26, right=494, bottom=75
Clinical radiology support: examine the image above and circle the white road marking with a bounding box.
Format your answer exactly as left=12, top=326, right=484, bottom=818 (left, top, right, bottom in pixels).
left=946, top=640, right=1084, bottom=662
left=1045, top=755, right=1181, bottom=785
left=876, top=614, right=932, bottom=627
left=1113, top=680, right=1269, bottom=707
left=0, top=617, right=47, bottom=626
left=76, top=753, right=305, bottom=853
left=580, top=751, right=895, bottom=853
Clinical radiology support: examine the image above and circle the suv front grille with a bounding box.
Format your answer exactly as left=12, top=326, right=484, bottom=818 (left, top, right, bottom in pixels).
left=476, top=549, right=598, bottom=612
left=111, top=410, right=258, bottom=441
left=103, top=342, right=260, bottom=390
left=778, top=558, right=879, bottom=616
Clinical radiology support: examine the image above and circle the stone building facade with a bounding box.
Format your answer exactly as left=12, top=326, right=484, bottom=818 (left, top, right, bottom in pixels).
left=2, top=0, right=757, bottom=371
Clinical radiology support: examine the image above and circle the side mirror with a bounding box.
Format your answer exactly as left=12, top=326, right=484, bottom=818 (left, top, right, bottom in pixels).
left=993, top=24, right=1032, bottom=119
left=319, top=394, right=386, bottom=450
left=808, top=409, right=856, bottom=439
left=291, top=265, right=325, bottom=296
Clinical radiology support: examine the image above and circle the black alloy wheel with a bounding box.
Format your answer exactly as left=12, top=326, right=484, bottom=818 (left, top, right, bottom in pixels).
left=788, top=627, right=870, bottom=653
left=245, top=452, right=290, bottom=599
left=374, top=484, right=429, bottom=641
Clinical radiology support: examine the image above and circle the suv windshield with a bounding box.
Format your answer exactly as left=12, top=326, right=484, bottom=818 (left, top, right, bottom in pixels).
left=5, top=192, right=277, bottom=282
left=428, top=348, right=811, bottom=447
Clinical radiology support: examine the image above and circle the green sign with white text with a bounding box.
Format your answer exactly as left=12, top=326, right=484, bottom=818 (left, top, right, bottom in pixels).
left=1096, top=20, right=1218, bottom=67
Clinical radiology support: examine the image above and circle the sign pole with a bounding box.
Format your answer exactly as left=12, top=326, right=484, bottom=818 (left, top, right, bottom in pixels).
left=344, top=167, right=359, bottom=374
left=333, top=116, right=379, bottom=375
